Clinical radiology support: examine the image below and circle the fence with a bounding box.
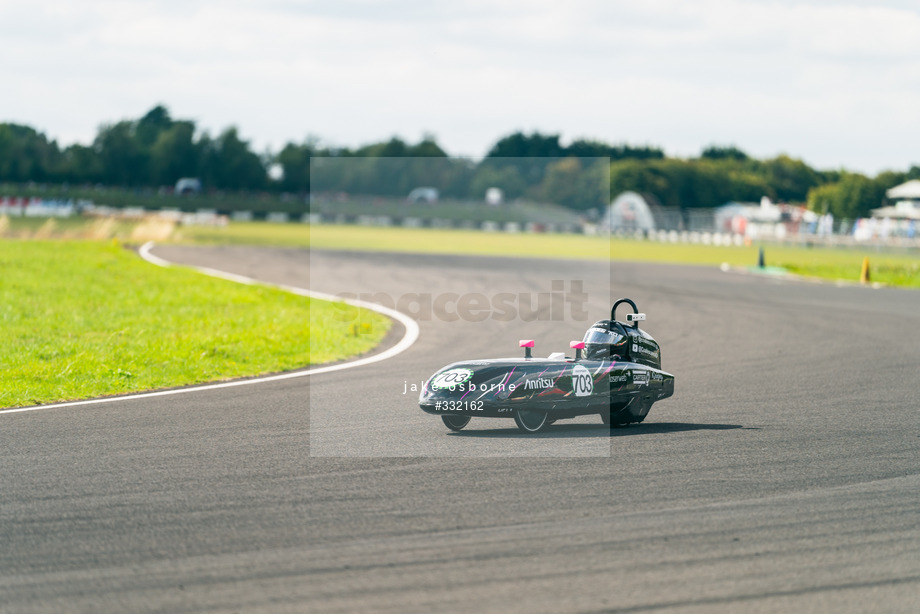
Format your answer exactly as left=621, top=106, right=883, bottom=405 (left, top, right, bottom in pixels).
left=3, top=196, right=918, bottom=250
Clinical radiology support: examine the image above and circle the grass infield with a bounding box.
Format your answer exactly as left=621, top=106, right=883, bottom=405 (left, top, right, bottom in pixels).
left=0, top=240, right=389, bottom=409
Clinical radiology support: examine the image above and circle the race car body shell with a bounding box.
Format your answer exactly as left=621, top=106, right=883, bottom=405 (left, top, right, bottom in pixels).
left=419, top=357, right=674, bottom=420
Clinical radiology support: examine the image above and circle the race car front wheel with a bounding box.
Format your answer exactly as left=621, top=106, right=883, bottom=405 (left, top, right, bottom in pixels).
left=514, top=409, right=548, bottom=433
left=442, top=415, right=471, bottom=431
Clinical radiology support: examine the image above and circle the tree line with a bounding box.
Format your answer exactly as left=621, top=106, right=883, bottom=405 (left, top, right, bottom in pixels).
left=610, top=148, right=920, bottom=219
left=1, top=105, right=917, bottom=219
left=0, top=106, right=267, bottom=190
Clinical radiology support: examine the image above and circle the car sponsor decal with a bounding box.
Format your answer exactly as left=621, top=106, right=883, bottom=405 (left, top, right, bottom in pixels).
left=524, top=377, right=554, bottom=390
left=431, top=368, right=474, bottom=389
left=572, top=364, right=593, bottom=397
left=633, top=370, right=649, bottom=386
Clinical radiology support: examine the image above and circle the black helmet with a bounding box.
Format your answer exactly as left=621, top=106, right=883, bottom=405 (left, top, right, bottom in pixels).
left=582, top=320, right=627, bottom=360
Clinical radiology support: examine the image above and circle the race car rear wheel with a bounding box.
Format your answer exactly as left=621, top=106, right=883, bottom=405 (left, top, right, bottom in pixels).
left=514, top=408, right=548, bottom=433
left=441, top=415, right=471, bottom=431
left=602, top=401, right=632, bottom=426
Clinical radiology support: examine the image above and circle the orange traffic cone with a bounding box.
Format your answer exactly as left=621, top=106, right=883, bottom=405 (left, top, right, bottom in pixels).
left=860, top=258, right=870, bottom=284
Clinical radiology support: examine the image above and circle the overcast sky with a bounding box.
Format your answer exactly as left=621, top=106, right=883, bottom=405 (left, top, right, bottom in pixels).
left=2, top=0, right=918, bottom=175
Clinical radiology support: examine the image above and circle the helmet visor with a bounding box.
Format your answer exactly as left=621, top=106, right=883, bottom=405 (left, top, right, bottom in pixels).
left=583, top=328, right=623, bottom=345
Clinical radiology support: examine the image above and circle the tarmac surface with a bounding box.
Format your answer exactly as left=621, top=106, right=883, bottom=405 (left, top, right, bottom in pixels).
left=1, top=245, right=919, bottom=613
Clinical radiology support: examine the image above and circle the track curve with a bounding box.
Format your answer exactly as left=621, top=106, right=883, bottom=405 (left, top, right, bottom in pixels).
left=1, top=245, right=918, bottom=613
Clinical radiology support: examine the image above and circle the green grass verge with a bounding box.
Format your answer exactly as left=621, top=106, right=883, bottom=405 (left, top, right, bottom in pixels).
left=0, top=240, right=389, bottom=408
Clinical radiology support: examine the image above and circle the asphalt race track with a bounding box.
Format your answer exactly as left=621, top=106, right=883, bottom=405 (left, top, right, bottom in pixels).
left=2, top=245, right=919, bottom=613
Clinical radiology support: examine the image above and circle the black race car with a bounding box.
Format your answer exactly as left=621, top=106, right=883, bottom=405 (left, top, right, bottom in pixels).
left=419, top=299, right=674, bottom=433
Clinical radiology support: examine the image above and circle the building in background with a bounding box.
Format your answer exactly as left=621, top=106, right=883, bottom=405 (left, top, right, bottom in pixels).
left=604, top=192, right=657, bottom=232
left=872, top=179, right=920, bottom=220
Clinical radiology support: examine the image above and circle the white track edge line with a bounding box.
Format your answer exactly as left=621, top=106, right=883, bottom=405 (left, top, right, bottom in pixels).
left=1, top=242, right=419, bottom=415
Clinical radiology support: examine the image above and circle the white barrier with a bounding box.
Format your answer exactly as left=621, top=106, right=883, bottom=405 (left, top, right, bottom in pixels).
left=0, top=197, right=76, bottom=218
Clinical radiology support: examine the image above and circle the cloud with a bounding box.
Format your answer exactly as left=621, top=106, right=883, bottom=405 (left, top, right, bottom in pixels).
left=1, top=0, right=918, bottom=173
